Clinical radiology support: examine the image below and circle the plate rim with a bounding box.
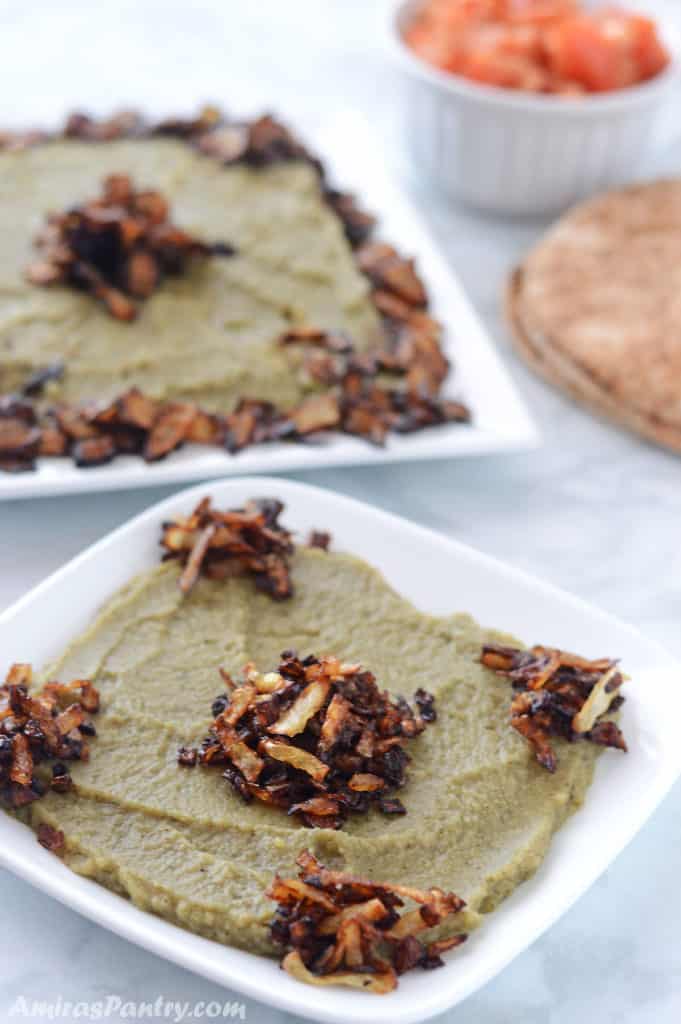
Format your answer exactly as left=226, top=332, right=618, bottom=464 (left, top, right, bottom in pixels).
left=0, top=475, right=678, bottom=1024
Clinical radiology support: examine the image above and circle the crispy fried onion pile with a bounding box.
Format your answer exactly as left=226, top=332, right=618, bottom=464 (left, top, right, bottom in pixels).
left=25, top=173, right=234, bottom=321
left=481, top=643, right=627, bottom=772
left=178, top=653, right=436, bottom=829
left=267, top=851, right=467, bottom=993
left=0, top=663, right=99, bottom=821
left=160, top=496, right=294, bottom=599
left=278, top=318, right=469, bottom=448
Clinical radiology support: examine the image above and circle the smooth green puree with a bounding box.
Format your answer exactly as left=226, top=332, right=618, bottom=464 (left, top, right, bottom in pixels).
left=0, top=139, right=379, bottom=408
left=24, top=550, right=599, bottom=954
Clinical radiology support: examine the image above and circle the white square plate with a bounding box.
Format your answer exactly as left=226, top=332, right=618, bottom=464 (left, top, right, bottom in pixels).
left=0, top=110, right=537, bottom=501
left=1, top=476, right=677, bottom=1024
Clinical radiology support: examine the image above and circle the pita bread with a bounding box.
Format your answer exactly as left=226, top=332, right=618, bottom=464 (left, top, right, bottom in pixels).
left=507, top=180, right=681, bottom=454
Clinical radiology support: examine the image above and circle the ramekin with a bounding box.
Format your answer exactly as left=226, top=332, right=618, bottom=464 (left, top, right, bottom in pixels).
left=389, top=0, right=680, bottom=215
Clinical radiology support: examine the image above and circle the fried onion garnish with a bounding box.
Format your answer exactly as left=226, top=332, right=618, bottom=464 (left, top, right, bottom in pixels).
left=25, top=174, right=235, bottom=320
left=277, top=321, right=469, bottom=445
left=481, top=643, right=627, bottom=772
left=160, top=496, right=295, bottom=599
left=323, top=189, right=376, bottom=248
left=0, top=397, right=43, bottom=471
left=179, top=653, right=436, bottom=829
left=37, top=823, right=66, bottom=856
left=357, top=243, right=427, bottom=308
left=307, top=530, right=331, bottom=551
left=0, top=665, right=99, bottom=810
left=267, top=851, right=467, bottom=993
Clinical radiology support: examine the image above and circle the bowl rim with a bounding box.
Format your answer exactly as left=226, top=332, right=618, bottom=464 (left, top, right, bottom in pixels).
left=389, top=0, right=681, bottom=117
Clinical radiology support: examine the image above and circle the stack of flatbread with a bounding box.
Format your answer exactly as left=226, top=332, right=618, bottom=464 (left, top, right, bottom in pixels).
left=507, top=180, right=681, bottom=453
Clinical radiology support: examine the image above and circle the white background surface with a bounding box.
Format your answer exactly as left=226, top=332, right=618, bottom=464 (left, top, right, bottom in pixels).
left=1, top=1, right=680, bottom=1022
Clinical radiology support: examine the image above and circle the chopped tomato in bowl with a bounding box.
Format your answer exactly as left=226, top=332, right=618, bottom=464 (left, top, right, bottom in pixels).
left=404, top=0, right=671, bottom=95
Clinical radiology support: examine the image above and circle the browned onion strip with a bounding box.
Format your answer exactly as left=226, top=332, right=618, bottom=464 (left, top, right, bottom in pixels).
left=267, top=851, right=467, bottom=993
left=481, top=642, right=627, bottom=771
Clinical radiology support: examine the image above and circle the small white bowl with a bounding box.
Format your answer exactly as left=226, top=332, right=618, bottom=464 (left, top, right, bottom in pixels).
left=389, top=0, right=681, bottom=215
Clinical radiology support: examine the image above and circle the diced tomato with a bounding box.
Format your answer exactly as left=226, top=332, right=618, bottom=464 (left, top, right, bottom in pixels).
left=548, top=15, right=633, bottom=91
left=504, top=0, right=579, bottom=26
left=630, top=15, right=671, bottom=81
left=461, top=49, right=549, bottom=89
left=494, top=24, right=544, bottom=61
left=404, top=0, right=670, bottom=95
left=407, top=24, right=463, bottom=68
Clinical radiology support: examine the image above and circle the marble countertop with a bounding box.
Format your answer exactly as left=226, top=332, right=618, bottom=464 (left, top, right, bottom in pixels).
left=1, top=1, right=680, bottom=1020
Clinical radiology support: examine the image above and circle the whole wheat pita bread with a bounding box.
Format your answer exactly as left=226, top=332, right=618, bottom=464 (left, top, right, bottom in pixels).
left=507, top=180, right=681, bottom=454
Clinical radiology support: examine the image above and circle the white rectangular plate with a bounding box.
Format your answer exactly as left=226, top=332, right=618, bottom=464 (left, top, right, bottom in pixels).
left=0, top=476, right=679, bottom=1024
left=0, top=110, right=536, bottom=500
